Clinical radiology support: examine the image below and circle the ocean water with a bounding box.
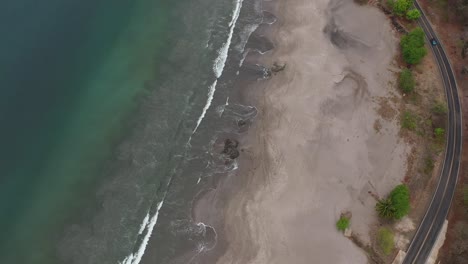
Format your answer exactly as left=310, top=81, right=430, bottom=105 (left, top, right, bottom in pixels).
left=0, top=0, right=264, bottom=263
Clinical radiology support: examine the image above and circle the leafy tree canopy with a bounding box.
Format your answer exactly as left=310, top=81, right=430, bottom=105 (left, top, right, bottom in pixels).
left=406, top=9, right=421, bottom=20
left=376, top=184, right=410, bottom=220
left=389, top=0, right=413, bottom=16
left=401, top=28, right=427, bottom=65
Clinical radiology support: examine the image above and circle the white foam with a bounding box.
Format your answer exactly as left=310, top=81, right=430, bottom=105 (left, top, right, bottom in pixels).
left=122, top=2, right=246, bottom=263
left=137, top=213, right=150, bottom=235
left=192, top=80, right=217, bottom=134
left=193, top=0, right=245, bottom=138
left=213, top=0, right=244, bottom=78
left=235, top=23, right=259, bottom=53
left=239, top=51, right=248, bottom=67
left=119, top=200, right=165, bottom=264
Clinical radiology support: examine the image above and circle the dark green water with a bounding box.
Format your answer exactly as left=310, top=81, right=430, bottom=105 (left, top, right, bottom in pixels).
left=0, top=0, right=176, bottom=262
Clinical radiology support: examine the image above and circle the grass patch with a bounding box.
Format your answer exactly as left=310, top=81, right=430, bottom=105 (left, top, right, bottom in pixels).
left=434, top=127, right=445, bottom=139
left=378, top=227, right=395, bottom=255
left=336, top=216, right=350, bottom=232
left=399, top=68, right=415, bottom=93
left=424, top=156, right=435, bottom=174
left=430, top=142, right=445, bottom=155
left=432, top=101, right=447, bottom=114
left=401, top=111, right=418, bottom=131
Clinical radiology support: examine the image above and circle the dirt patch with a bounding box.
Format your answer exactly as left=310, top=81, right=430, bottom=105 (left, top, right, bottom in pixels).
left=374, top=119, right=383, bottom=133
left=376, top=97, right=398, bottom=121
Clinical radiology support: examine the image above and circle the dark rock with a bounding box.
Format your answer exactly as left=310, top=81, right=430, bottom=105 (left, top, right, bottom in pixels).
left=227, top=149, right=240, bottom=159
left=222, top=139, right=240, bottom=159
left=271, top=62, right=286, bottom=73
left=263, top=68, right=272, bottom=79
left=224, top=139, right=239, bottom=149
left=238, top=119, right=247, bottom=127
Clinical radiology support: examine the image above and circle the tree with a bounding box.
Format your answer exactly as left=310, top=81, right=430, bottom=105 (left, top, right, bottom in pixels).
left=401, top=28, right=428, bottom=65
left=336, top=216, right=350, bottom=232
left=376, top=184, right=410, bottom=219
left=376, top=199, right=395, bottom=218
left=399, top=68, right=415, bottom=93
left=388, top=0, right=412, bottom=16
left=406, top=9, right=421, bottom=20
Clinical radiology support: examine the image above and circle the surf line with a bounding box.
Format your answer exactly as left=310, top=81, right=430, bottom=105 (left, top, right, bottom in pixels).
left=120, top=1, right=245, bottom=264
left=191, top=0, right=244, bottom=136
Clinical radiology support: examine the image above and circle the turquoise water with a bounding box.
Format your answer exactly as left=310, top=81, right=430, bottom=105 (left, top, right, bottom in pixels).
left=0, top=0, right=176, bottom=262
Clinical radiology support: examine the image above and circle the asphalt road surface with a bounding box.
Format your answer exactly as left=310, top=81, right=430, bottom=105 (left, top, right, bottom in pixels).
left=402, top=2, right=463, bottom=264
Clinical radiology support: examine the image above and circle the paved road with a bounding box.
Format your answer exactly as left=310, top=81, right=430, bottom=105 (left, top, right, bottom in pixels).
left=403, top=2, right=463, bottom=264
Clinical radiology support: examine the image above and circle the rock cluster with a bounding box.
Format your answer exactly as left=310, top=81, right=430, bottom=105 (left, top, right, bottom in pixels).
left=222, top=139, right=240, bottom=159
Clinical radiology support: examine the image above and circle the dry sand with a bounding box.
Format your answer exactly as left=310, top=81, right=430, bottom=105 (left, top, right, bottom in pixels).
left=216, top=0, right=410, bottom=263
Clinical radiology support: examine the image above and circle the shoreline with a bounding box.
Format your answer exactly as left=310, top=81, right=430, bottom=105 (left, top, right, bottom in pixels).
left=193, top=0, right=412, bottom=263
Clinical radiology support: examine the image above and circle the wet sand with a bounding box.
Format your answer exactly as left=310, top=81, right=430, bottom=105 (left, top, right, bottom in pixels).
left=211, top=0, right=410, bottom=263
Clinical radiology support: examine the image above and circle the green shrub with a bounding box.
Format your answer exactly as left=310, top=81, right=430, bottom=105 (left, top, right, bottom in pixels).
left=378, top=227, right=395, bottom=255
left=336, top=216, right=350, bottom=232
left=390, top=184, right=410, bottom=219
left=424, top=156, right=435, bottom=174
left=399, top=68, right=415, bottom=93
left=432, top=101, right=447, bottom=114
left=376, top=199, right=394, bottom=218
left=388, top=0, right=412, bottom=16
left=406, top=9, right=421, bottom=20
left=401, top=28, right=428, bottom=65
left=434, top=127, right=445, bottom=138
left=402, top=111, right=417, bottom=130
left=376, top=184, right=410, bottom=219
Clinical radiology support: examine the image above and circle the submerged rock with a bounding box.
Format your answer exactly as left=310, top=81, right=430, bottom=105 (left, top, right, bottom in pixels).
left=237, top=119, right=247, bottom=128
left=222, top=139, right=240, bottom=159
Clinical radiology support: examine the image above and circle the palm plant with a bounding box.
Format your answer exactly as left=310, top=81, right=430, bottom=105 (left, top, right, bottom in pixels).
left=376, top=198, right=395, bottom=218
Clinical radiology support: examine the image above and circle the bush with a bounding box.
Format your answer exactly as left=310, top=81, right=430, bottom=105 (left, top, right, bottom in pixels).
left=390, top=184, right=410, bottom=219
left=402, top=111, right=417, bottom=130
left=376, top=199, right=394, bottom=218
left=401, top=28, right=428, bottom=65
left=424, top=156, right=435, bottom=174
left=432, top=101, right=447, bottom=114
left=336, top=216, right=350, bottom=232
left=434, top=127, right=445, bottom=138
left=378, top=227, right=395, bottom=255
left=376, top=184, right=410, bottom=219
left=388, top=0, right=412, bottom=16
left=399, top=68, right=415, bottom=93
left=406, top=9, right=421, bottom=20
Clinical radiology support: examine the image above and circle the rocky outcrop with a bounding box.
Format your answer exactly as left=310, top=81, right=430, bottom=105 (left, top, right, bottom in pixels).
left=271, top=62, right=286, bottom=73
left=222, top=139, right=240, bottom=159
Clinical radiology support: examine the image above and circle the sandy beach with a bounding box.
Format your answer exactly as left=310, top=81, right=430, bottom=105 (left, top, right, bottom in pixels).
left=211, top=0, right=410, bottom=263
